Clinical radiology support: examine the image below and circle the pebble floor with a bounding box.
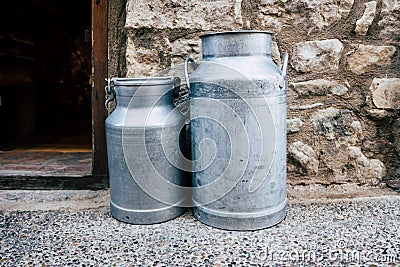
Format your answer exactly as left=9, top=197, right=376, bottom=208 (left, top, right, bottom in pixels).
left=1, top=196, right=399, bottom=267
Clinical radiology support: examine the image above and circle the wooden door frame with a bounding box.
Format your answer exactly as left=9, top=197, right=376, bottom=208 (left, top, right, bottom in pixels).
left=91, top=0, right=109, bottom=188
left=0, top=0, right=109, bottom=189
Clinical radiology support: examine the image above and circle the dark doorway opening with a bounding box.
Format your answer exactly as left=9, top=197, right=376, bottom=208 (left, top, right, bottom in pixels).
left=0, top=0, right=92, bottom=177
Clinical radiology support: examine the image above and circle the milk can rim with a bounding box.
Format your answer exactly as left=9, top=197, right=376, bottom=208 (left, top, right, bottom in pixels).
left=111, top=76, right=180, bottom=86
left=200, top=30, right=274, bottom=38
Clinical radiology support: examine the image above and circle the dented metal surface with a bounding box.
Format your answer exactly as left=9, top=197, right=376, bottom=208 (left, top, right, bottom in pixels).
left=187, top=31, right=288, bottom=230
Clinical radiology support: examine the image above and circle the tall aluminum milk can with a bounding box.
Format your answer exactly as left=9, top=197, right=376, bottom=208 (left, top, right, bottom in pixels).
left=105, top=77, right=187, bottom=224
left=185, top=31, right=289, bottom=230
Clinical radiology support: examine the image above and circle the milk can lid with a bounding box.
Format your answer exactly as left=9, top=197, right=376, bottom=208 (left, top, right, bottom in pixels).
left=112, top=76, right=180, bottom=86
left=200, top=30, right=274, bottom=38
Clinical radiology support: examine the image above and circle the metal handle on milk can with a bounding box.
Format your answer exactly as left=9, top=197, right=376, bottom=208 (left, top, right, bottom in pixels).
left=105, top=78, right=115, bottom=112
left=279, top=52, right=289, bottom=89
left=171, top=76, right=182, bottom=100
left=184, top=57, right=197, bottom=91
left=172, top=76, right=181, bottom=93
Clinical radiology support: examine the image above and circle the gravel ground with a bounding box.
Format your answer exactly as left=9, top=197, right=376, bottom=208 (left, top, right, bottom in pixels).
left=0, top=188, right=399, bottom=267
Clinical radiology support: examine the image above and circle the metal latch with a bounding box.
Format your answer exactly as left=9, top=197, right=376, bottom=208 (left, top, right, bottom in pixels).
left=105, top=78, right=115, bottom=112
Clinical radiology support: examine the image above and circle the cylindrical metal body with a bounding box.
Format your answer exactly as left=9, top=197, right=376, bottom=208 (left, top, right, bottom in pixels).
left=188, top=31, right=287, bottom=230
left=105, top=77, right=186, bottom=224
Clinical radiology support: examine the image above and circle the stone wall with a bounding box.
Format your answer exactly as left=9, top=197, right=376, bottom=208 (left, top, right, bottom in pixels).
left=109, top=0, right=399, bottom=188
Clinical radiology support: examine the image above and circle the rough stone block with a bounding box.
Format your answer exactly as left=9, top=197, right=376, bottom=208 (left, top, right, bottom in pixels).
left=257, top=15, right=282, bottom=33
left=367, top=109, right=391, bottom=120
left=348, top=146, right=385, bottom=186
left=290, top=79, right=349, bottom=97
left=355, top=1, right=377, bottom=36
left=126, top=35, right=172, bottom=76
left=171, top=39, right=202, bottom=60
left=369, top=78, right=400, bottom=109
left=311, top=107, right=362, bottom=144
left=126, top=0, right=243, bottom=31
left=287, top=118, right=304, bottom=134
left=379, top=0, right=400, bottom=38
left=169, top=38, right=202, bottom=79
left=291, top=39, right=344, bottom=73
left=347, top=44, right=396, bottom=74
left=308, top=107, right=387, bottom=185
left=311, top=0, right=354, bottom=29
left=258, top=0, right=353, bottom=31
left=271, top=41, right=282, bottom=68
left=288, top=141, right=319, bottom=174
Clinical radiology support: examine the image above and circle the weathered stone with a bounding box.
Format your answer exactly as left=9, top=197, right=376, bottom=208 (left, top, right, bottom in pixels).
left=348, top=146, right=369, bottom=167
left=290, top=103, right=324, bottom=110
left=355, top=1, right=377, bottom=36
left=330, top=83, right=349, bottom=96
left=257, top=0, right=285, bottom=32
left=271, top=41, right=282, bottom=69
left=288, top=141, right=319, bottom=174
left=258, top=0, right=285, bottom=16
left=257, top=0, right=355, bottom=37
left=316, top=145, right=348, bottom=183
left=311, top=107, right=362, bottom=145
left=369, top=78, right=400, bottom=109
left=311, top=107, right=363, bottom=183
left=379, top=0, right=400, bottom=38
left=259, top=0, right=353, bottom=31
left=290, top=79, right=330, bottom=96
left=290, top=79, right=348, bottom=97
left=126, top=36, right=171, bottom=76
left=287, top=118, right=304, bottom=134
left=126, top=0, right=243, bottom=30
left=171, top=39, right=202, bottom=60
left=366, top=109, right=391, bottom=120
left=257, top=15, right=282, bottom=33
left=291, top=39, right=343, bottom=73
left=339, top=0, right=355, bottom=15
left=347, top=45, right=396, bottom=74
left=348, top=146, right=386, bottom=186
left=367, top=159, right=386, bottom=185
left=168, top=39, right=202, bottom=78
left=309, top=0, right=354, bottom=30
